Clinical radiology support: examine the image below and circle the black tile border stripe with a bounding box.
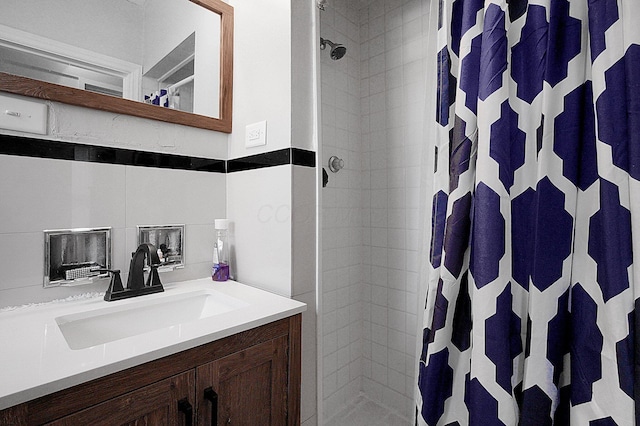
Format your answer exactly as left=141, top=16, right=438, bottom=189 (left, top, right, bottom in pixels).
left=292, top=148, right=316, bottom=168
left=227, top=148, right=315, bottom=172
left=0, top=134, right=316, bottom=173
left=227, top=148, right=291, bottom=172
left=0, top=134, right=226, bottom=172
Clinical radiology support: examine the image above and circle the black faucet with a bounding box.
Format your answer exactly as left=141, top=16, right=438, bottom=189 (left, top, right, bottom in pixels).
left=104, top=243, right=164, bottom=302
left=127, top=243, right=163, bottom=290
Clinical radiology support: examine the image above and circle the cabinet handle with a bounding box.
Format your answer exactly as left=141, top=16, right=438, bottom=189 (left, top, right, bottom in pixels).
left=204, top=386, right=218, bottom=426
left=177, top=397, right=194, bottom=426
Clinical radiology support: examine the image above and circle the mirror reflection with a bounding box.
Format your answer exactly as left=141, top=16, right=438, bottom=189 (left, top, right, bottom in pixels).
left=0, top=0, right=232, bottom=131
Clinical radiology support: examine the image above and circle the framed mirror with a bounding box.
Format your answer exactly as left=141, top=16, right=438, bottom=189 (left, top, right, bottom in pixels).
left=0, top=0, right=233, bottom=133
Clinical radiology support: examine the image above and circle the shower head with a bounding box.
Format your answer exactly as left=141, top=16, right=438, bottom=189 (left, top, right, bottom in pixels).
left=320, top=37, right=346, bottom=60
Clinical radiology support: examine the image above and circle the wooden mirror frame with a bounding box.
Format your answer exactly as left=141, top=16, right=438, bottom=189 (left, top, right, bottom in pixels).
left=0, top=0, right=233, bottom=133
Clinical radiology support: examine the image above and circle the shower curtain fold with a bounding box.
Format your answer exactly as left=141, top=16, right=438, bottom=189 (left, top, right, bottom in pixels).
left=416, top=0, right=640, bottom=424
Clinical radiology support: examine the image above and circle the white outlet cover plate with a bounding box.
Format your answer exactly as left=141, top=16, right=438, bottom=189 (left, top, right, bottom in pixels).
left=245, top=120, right=267, bottom=148
left=0, top=94, right=48, bottom=134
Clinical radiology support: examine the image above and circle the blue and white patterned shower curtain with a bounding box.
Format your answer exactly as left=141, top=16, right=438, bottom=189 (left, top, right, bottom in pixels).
left=417, top=0, right=640, bottom=424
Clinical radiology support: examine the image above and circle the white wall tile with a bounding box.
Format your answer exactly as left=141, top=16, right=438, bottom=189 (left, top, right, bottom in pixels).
left=125, top=166, right=225, bottom=227
left=321, top=0, right=433, bottom=421
left=0, top=155, right=225, bottom=306
left=0, top=156, right=126, bottom=234
left=385, top=7, right=404, bottom=31
left=0, top=232, right=43, bottom=291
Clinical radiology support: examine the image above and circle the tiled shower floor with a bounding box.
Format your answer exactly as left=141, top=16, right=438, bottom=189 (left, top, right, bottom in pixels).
left=324, top=396, right=412, bottom=426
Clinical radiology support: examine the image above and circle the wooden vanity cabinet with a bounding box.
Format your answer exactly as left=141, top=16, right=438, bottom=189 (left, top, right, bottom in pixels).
left=196, top=335, right=289, bottom=425
left=48, top=372, right=195, bottom=426
left=0, top=315, right=301, bottom=426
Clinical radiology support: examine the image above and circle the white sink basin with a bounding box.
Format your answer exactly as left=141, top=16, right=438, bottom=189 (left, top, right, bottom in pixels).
left=55, top=290, right=249, bottom=350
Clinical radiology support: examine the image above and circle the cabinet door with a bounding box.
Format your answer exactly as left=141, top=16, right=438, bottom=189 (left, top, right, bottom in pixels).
left=47, top=370, right=195, bottom=426
left=197, top=336, right=288, bottom=426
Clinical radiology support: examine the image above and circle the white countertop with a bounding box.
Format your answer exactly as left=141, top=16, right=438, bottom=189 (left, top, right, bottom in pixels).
left=0, top=278, right=306, bottom=410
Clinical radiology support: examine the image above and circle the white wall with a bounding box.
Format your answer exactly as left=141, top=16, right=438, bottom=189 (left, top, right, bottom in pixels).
left=223, top=0, right=316, bottom=291
left=291, top=0, right=316, bottom=152
left=226, top=165, right=292, bottom=296
left=224, top=1, right=318, bottom=424
left=226, top=0, right=292, bottom=159
left=47, top=100, right=227, bottom=158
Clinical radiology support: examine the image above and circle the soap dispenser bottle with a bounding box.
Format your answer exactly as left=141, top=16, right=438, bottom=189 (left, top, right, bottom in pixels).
left=212, top=219, right=230, bottom=281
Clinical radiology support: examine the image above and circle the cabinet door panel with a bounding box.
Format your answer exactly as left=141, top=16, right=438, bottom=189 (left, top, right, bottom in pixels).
left=47, top=371, right=195, bottom=426
left=197, top=336, right=288, bottom=426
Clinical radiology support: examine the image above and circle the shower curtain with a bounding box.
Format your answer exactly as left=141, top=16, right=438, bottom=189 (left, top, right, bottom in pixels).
left=417, top=0, right=640, bottom=424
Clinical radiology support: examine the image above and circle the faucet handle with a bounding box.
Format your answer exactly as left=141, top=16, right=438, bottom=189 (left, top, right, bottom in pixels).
left=100, top=269, right=125, bottom=301
left=146, top=263, right=163, bottom=288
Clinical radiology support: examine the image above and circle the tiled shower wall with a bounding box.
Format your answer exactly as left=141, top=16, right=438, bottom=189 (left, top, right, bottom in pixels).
left=320, top=0, right=364, bottom=419
left=321, top=0, right=431, bottom=420
left=360, top=0, right=430, bottom=417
